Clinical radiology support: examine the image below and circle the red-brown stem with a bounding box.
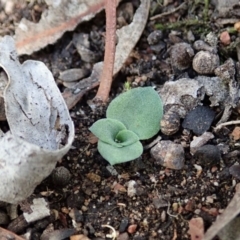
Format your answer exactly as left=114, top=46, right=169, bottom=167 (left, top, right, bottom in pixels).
left=94, top=0, right=116, bottom=103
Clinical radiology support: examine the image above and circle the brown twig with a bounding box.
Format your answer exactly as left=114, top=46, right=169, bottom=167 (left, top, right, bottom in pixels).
left=94, top=0, right=117, bottom=103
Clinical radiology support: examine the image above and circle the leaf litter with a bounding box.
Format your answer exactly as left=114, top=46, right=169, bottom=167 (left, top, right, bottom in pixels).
left=0, top=36, right=74, bottom=204
left=15, top=0, right=106, bottom=55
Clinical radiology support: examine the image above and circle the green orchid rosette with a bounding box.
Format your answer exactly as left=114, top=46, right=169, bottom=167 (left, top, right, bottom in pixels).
left=89, top=87, right=163, bottom=165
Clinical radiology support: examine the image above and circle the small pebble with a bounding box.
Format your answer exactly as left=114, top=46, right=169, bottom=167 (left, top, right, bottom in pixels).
left=147, top=30, right=163, bottom=45
left=192, top=51, right=219, bottom=74
left=152, top=197, right=168, bottom=209
left=182, top=106, right=215, bottom=135
left=86, top=172, right=101, bottom=183
left=170, top=42, right=194, bottom=70
left=127, top=180, right=137, bottom=197
left=52, top=166, right=71, bottom=188
left=161, top=210, right=166, bottom=222
left=59, top=68, right=89, bottom=82
left=127, top=224, right=137, bottom=234
left=151, top=140, right=185, bottom=170
left=190, top=132, right=214, bottom=154
left=194, top=144, right=221, bottom=166
left=230, top=127, right=240, bottom=141
left=117, top=232, right=129, bottom=240
left=185, top=199, right=195, bottom=212
left=172, top=202, right=178, bottom=212
left=119, top=218, right=129, bottom=233
left=220, top=31, right=231, bottom=45
left=234, top=21, right=240, bottom=32
left=69, top=208, right=84, bottom=223
left=229, top=165, right=240, bottom=179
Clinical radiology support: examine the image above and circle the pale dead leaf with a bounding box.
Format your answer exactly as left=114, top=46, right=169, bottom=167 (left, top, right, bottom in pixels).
left=15, top=0, right=106, bottom=55
left=63, top=0, right=150, bottom=109
left=0, top=36, right=74, bottom=204
left=203, top=183, right=240, bottom=240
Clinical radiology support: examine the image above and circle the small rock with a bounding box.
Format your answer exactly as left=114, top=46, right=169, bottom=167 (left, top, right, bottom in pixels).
left=193, top=40, right=216, bottom=53
left=234, top=22, right=240, bottom=32
left=172, top=202, right=179, bottom=212
left=220, top=31, right=231, bottom=45
left=86, top=172, right=101, bottom=183
left=52, top=166, right=71, bottom=188
left=119, top=218, right=129, bottom=233
left=127, top=180, right=137, bottom=197
left=147, top=30, right=163, bottom=45
left=205, top=32, right=218, bottom=47
left=195, top=75, right=228, bottom=107
left=23, top=198, right=50, bottom=223
left=190, top=132, right=214, bottom=154
left=73, top=33, right=100, bottom=63
left=185, top=199, right=195, bottom=212
left=4, top=1, right=14, bottom=14
left=117, top=232, right=129, bottom=240
left=59, top=68, right=89, bottom=82
left=70, top=234, right=90, bottom=240
left=170, top=42, right=194, bottom=70
left=182, top=106, right=215, bottom=135
left=69, top=208, right=84, bottom=223
left=193, top=144, right=221, bottom=166
left=152, top=197, right=168, bottom=209
left=161, top=210, right=166, bottom=222
left=219, top=167, right=231, bottom=180
left=151, top=140, right=185, bottom=170
left=193, top=51, right=220, bottom=74
left=127, top=224, right=137, bottom=234
left=150, top=41, right=166, bottom=54
left=188, top=217, right=204, bottom=240
left=61, top=81, right=79, bottom=88
left=161, top=110, right=180, bottom=135
left=230, top=126, right=240, bottom=140
left=106, top=165, right=119, bottom=176
left=41, top=228, right=76, bottom=240
left=229, top=165, right=240, bottom=179
left=214, top=58, right=235, bottom=82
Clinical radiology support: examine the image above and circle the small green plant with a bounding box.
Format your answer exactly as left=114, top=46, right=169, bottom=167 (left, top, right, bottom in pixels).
left=89, top=87, right=163, bottom=165
left=123, top=81, right=131, bottom=91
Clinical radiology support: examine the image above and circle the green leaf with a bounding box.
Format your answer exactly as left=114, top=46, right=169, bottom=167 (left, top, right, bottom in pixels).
left=107, top=87, right=163, bottom=140
left=115, top=129, right=139, bottom=147
left=89, top=118, right=126, bottom=147
left=98, top=140, right=143, bottom=165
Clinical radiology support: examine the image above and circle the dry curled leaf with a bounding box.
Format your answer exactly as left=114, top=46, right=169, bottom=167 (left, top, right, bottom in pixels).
left=0, top=36, right=74, bottom=204
left=15, top=0, right=106, bottom=55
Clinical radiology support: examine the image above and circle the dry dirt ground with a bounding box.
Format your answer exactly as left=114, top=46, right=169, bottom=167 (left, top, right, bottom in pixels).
left=1, top=0, right=240, bottom=240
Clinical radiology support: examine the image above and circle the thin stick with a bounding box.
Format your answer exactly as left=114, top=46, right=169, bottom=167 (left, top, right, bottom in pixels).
left=150, top=2, right=186, bottom=21
left=214, top=120, right=240, bottom=131
left=94, top=0, right=117, bottom=103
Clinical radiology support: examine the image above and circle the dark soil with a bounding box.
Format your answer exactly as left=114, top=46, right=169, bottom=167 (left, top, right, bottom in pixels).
left=0, top=0, right=240, bottom=239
